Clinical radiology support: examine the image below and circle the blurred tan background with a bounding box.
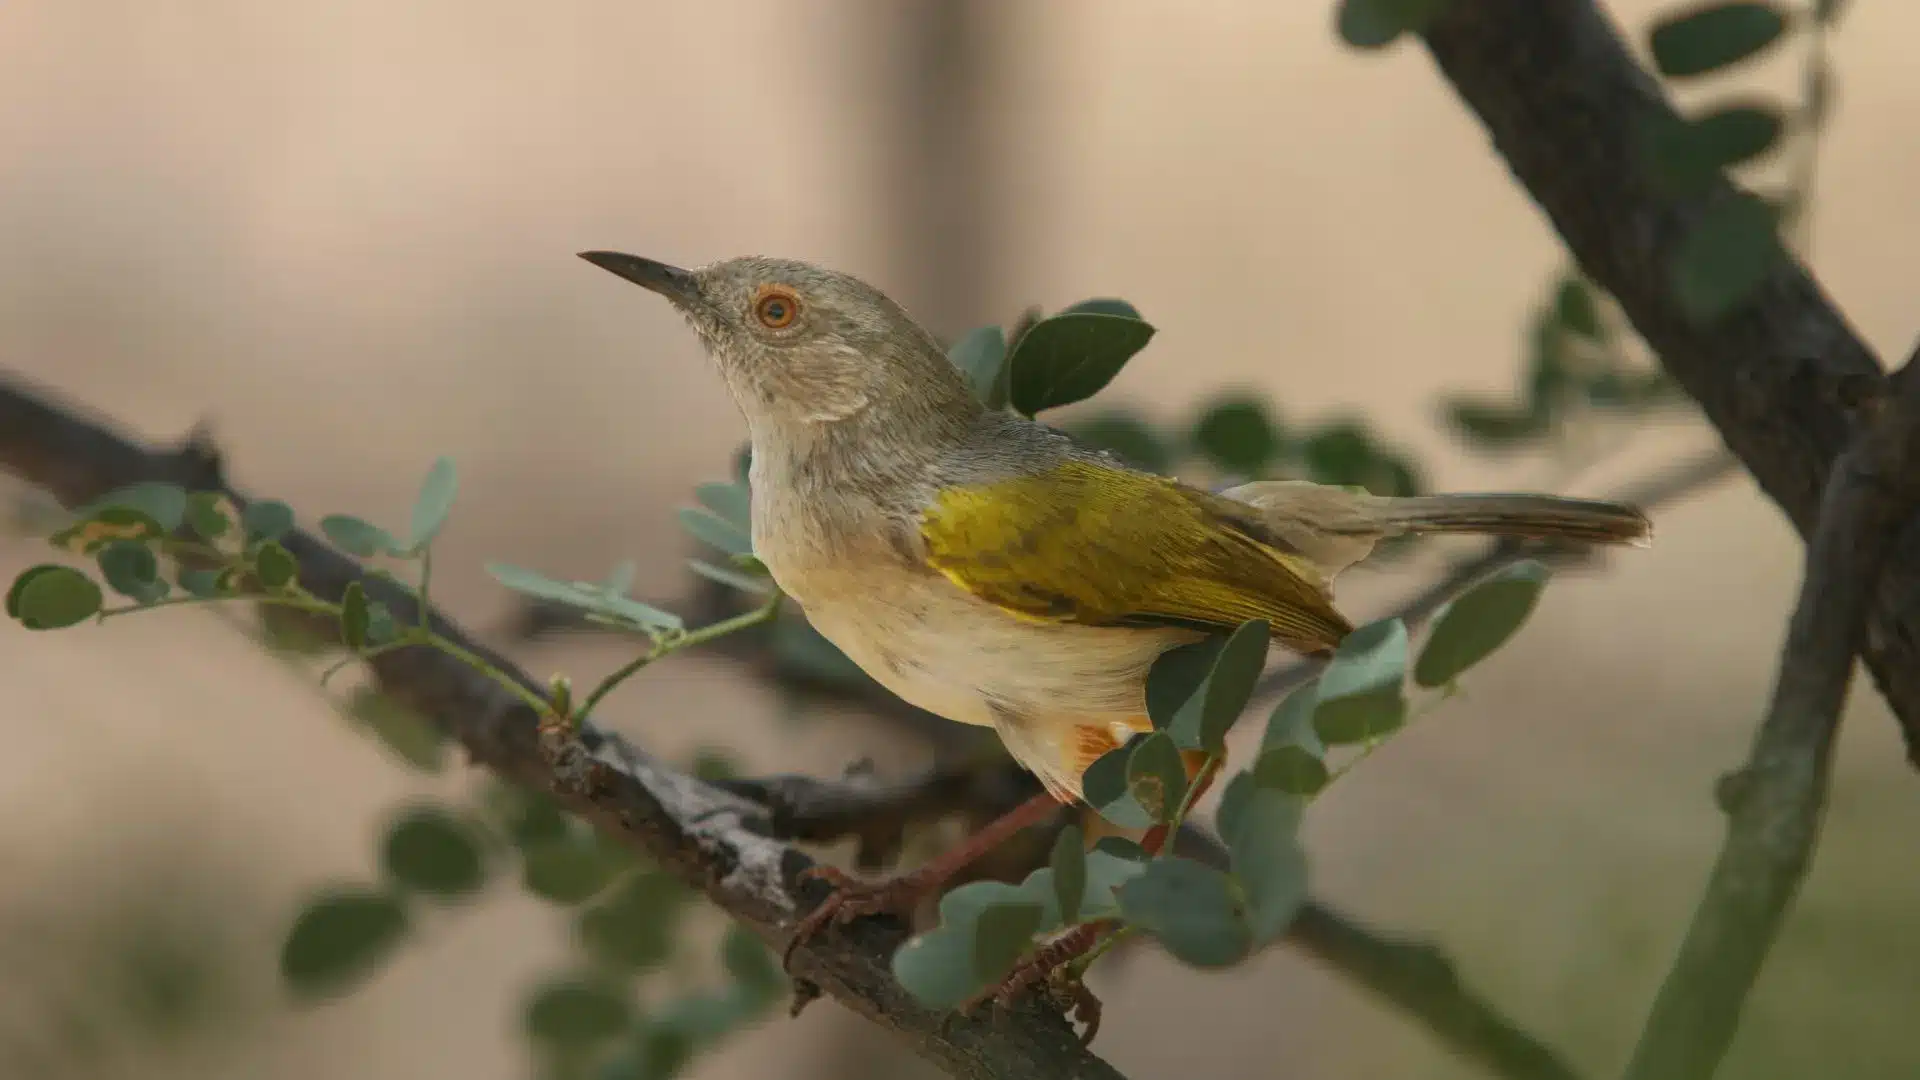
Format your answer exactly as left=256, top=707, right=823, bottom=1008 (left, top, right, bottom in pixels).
left=2, top=2, right=1916, bottom=1078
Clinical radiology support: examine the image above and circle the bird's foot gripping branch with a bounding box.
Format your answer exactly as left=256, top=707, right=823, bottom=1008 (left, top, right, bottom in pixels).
left=11, top=442, right=1566, bottom=1048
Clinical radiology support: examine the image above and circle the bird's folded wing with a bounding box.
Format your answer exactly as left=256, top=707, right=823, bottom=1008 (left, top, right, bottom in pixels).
left=918, top=458, right=1352, bottom=653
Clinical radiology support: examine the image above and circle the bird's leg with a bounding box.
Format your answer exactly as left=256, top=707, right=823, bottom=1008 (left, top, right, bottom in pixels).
left=967, top=759, right=1223, bottom=1042
left=783, top=790, right=1063, bottom=969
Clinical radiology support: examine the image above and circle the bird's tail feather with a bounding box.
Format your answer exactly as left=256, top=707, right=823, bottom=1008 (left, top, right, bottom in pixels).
left=1373, top=493, right=1651, bottom=546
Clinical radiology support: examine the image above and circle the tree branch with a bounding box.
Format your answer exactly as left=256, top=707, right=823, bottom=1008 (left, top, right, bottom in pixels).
left=1623, top=352, right=1920, bottom=1080
left=0, top=369, right=1126, bottom=1080
left=1418, top=0, right=1920, bottom=766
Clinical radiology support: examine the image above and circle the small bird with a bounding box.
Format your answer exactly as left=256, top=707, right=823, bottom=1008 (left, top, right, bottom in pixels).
left=580, top=251, right=1649, bottom=970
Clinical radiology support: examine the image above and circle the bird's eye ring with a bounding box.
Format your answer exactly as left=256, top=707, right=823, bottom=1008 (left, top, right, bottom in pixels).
left=754, top=290, right=799, bottom=329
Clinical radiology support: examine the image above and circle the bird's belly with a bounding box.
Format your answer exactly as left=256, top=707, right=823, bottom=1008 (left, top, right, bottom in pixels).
left=799, top=586, right=1177, bottom=726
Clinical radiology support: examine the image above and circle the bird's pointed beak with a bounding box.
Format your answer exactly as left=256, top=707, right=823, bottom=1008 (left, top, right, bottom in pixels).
left=577, top=251, right=701, bottom=306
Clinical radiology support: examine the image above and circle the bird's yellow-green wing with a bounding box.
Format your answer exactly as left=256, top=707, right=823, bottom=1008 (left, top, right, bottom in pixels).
left=920, top=458, right=1352, bottom=653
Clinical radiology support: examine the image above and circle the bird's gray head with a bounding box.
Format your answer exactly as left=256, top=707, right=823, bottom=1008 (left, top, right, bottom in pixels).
left=579, top=252, right=977, bottom=437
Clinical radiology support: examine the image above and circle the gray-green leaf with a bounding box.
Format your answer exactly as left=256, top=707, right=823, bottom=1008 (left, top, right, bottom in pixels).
left=408, top=456, right=458, bottom=550
left=1313, top=618, right=1409, bottom=745
left=1117, top=857, right=1252, bottom=968
left=1413, top=560, right=1550, bottom=687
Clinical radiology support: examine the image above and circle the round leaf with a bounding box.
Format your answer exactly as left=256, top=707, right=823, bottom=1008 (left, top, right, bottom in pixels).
left=321, top=514, right=398, bottom=559
left=1648, top=1, right=1788, bottom=79
left=78, top=482, right=188, bottom=533
left=340, top=581, right=371, bottom=650
left=241, top=499, right=295, bottom=542
left=1065, top=412, right=1173, bottom=473
left=1116, top=857, right=1251, bottom=968
left=721, top=923, right=783, bottom=1005
left=522, top=836, right=622, bottom=905
left=1313, top=618, right=1409, bottom=746
left=1336, top=0, right=1445, bottom=49
left=254, top=540, right=298, bottom=591
left=1193, top=397, right=1282, bottom=476
left=892, top=925, right=984, bottom=1010
left=576, top=870, right=686, bottom=972
left=972, top=901, right=1043, bottom=982
left=1252, top=745, right=1329, bottom=796
left=279, top=888, right=409, bottom=998
left=1672, top=192, right=1782, bottom=324
left=96, top=541, right=162, bottom=601
left=1060, top=297, right=1142, bottom=319
left=1050, top=825, right=1087, bottom=925
left=1413, top=560, right=1550, bottom=687
left=1005, top=312, right=1156, bottom=416
left=524, top=977, right=630, bottom=1045
left=948, top=325, right=1009, bottom=407
left=1126, top=731, right=1188, bottom=823
left=1223, top=785, right=1309, bottom=943
left=380, top=805, right=487, bottom=898
left=1082, top=741, right=1155, bottom=830
left=409, top=456, right=458, bottom=550
left=184, top=491, right=232, bottom=540
left=8, top=565, right=103, bottom=629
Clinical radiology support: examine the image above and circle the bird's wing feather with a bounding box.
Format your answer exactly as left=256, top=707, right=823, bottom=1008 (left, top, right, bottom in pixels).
left=919, top=457, right=1352, bottom=653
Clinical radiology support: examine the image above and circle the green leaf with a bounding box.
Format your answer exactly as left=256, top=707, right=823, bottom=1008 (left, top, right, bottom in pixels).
left=320, top=514, right=400, bottom=559
left=184, top=491, right=232, bottom=540
left=490, top=785, right=569, bottom=848
left=363, top=599, right=399, bottom=646
left=688, top=558, right=772, bottom=595
left=1093, top=836, right=1148, bottom=863
left=408, top=456, right=458, bottom=551
left=1223, top=785, right=1309, bottom=943
left=241, top=499, right=296, bottom=543
left=1079, top=849, right=1150, bottom=919
left=1050, top=825, right=1087, bottom=925
left=1083, top=741, right=1156, bottom=830
left=1672, top=192, right=1783, bottom=324
left=1648, top=1, right=1788, bottom=78
left=949, top=325, right=1009, bottom=408
left=279, top=888, right=409, bottom=998
left=1005, top=312, right=1156, bottom=416
left=721, top=923, right=784, bottom=1005
left=1413, top=560, right=1550, bottom=687
left=340, top=581, right=370, bottom=649
left=1313, top=618, right=1409, bottom=746
left=51, top=505, right=167, bottom=554
left=1299, top=420, right=1407, bottom=492
left=1117, top=857, right=1251, bottom=968
left=380, top=806, right=487, bottom=898
left=1064, top=412, right=1173, bottom=473
left=1146, top=636, right=1217, bottom=736
left=7, top=565, right=103, bottom=629
left=1585, top=368, right=1680, bottom=408
left=973, top=901, right=1044, bottom=983
left=1553, top=276, right=1604, bottom=339
left=177, top=567, right=228, bottom=598
left=524, top=976, right=630, bottom=1045
left=892, top=924, right=984, bottom=1010
left=1251, top=687, right=1331, bottom=795
left=694, top=481, right=752, bottom=530
left=1443, top=398, right=1548, bottom=447
left=1061, top=297, right=1143, bottom=319
left=344, top=688, right=444, bottom=773
left=1126, top=731, right=1188, bottom=823
left=1194, top=619, right=1270, bottom=752
left=522, top=836, right=623, bottom=905
left=1641, top=103, right=1788, bottom=195
left=254, top=540, right=298, bottom=591
left=484, top=562, right=685, bottom=632
left=96, top=541, right=164, bottom=602
left=576, top=870, right=687, bottom=973
left=78, top=482, right=188, bottom=534
left=1193, top=396, right=1283, bottom=476
left=677, top=507, right=753, bottom=557
left=1336, top=0, right=1447, bottom=48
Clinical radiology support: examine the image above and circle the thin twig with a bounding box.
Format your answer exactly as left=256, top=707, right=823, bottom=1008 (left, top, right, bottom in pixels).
left=1623, top=355, right=1920, bottom=1080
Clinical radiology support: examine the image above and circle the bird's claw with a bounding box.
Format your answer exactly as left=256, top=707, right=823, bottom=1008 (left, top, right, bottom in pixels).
left=958, top=934, right=1105, bottom=1045
left=782, top=864, right=929, bottom=972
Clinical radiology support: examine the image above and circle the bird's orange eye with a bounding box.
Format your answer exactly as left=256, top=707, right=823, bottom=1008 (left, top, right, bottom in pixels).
left=755, top=290, right=799, bottom=329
